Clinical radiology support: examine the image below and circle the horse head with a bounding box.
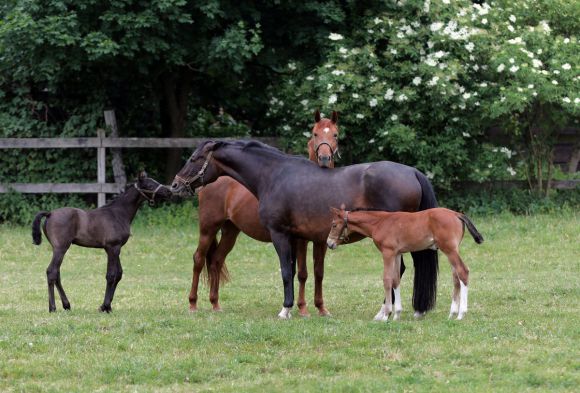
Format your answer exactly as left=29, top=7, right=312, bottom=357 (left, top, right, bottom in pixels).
left=134, top=171, right=172, bottom=205
left=326, top=204, right=348, bottom=250
left=309, top=110, right=339, bottom=168
left=170, top=141, right=222, bottom=196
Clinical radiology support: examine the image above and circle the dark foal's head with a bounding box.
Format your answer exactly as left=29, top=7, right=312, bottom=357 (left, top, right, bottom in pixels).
left=134, top=171, right=172, bottom=205
left=310, top=110, right=339, bottom=168
left=170, top=141, right=221, bottom=196
left=327, top=204, right=348, bottom=250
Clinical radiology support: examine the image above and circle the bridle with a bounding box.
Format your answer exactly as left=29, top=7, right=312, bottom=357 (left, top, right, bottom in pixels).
left=315, top=141, right=341, bottom=163
left=338, top=210, right=350, bottom=243
left=134, top=180, right=165, bottom=206
left=173, top=151, right=213, bottom=195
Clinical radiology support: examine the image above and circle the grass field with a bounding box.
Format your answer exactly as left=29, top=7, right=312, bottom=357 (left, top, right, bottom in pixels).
left=0, top=206, right=578, bottom=392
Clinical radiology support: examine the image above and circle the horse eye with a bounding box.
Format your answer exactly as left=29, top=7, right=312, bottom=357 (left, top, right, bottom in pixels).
left=333, top=133, right=337, bottom=138
left=314, top=133, right=318, bottom=137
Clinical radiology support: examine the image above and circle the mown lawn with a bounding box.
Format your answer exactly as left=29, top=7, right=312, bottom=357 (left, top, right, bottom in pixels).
left=0, top=207, right=578, bottom=392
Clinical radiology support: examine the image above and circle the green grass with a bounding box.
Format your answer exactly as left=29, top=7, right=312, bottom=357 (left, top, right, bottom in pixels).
left=1, top=208, right=579, bottom=392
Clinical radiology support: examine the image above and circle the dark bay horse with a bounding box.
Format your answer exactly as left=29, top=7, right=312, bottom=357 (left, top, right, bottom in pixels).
left=191, top=110, right=341, bottom=316
left=171, top=140, right=438, bottom=319
left=32, top=172, right=172, bottom=313
left=327, top=206, right=483, bottom=321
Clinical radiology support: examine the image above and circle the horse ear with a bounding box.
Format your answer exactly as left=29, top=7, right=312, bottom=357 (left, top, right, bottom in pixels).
left=331, top=111, right=338, bottom=124
left=138, top=171, right=148, bottom=180
left=340, top=203, right=346, bottom=211
left=329, top=206, right=340, bottom=215
left=314, top=109, right=321, bottom=123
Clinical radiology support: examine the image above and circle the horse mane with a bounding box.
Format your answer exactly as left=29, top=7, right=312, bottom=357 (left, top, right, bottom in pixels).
left=221, top=139, right=310, bottom=162
left=101, top=184, right=134, bottom=207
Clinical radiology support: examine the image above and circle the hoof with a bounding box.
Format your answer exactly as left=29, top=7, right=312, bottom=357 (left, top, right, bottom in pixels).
left=278, top=307, right=291, bottom=320
left=298, top=307, right=310, bottom=318
left=393, top=311, right=401, bottom=321
left=457, top=312, right=467, bottom=320
left=100, top=305, right=112, bottom=313
left=317, top=307, right=331, bottom=317
left=212, top=306, right=223, bottom=312
left=413, top=311, right=426, bottom=319
left=189, top=305, right=198, bottom=313
left=63, top=302, right=71, bottom=310
left=448, top=311, right=458, bottom=320
left=373, top=313, right=385, bottom=321
left=49, top=307, right=56, bottom=313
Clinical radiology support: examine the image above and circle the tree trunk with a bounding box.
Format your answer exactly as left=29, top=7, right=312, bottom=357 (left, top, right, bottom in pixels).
left=159, top=69, right=193, bottom=183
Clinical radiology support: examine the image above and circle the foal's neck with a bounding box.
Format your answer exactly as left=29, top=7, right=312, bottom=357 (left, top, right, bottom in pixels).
left=106, top=186, right=143, bottom=223
left=346, top=211, right=387, bottom=238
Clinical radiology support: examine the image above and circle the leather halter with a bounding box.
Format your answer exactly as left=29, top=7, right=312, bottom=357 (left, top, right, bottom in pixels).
left=338, top=210, right=350, bottom=243
left=134, top=181, right=165, bottom=206
left=315, top=141, right=340, bottom=162
left=173, top=151, right=213, bottom=195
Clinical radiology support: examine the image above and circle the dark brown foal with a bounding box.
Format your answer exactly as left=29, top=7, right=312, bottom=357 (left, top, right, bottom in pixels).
left=327, top=206, right=483, bottom=321
left=32, top=172, right=171, bottom=313
left=190, top=110, right=340, bottom=316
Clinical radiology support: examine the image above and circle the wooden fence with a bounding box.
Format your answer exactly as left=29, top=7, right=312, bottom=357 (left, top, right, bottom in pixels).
left=0, top=127, right=279, bottom=206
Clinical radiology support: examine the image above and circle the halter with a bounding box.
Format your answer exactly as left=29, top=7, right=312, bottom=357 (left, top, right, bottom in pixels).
left=315, top=141, right=341, bottom=162
left=134, top=180, right=165, bottom=206
left=338, top=210, right=350, bottom=243
left=173, top=151, right=213, bottom=195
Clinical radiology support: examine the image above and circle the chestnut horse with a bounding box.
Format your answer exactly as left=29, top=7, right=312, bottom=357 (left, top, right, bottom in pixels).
left=327, top=206, right=483, bottom=321
left=171, top=140, right=439, bottom=319
left=190, top=110, right=340, bottom=316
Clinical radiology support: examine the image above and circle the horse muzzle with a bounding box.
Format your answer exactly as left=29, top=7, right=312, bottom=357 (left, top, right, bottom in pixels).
left=326, top=240, right=337, bottom=250
left=318, top=156, right=332, bottom=168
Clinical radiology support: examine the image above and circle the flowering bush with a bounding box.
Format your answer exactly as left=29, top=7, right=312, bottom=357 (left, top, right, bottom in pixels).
left=268, top=0, right=578, bottom=191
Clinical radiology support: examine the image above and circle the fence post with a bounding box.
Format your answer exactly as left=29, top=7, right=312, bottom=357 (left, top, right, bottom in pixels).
left=104, top=109, right=127, bottom=189
left=97, top=129, right=106, bottom=207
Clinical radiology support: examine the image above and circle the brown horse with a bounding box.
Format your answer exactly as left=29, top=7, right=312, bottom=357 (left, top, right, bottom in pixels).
left=32, top=172, right=172, bottom=313
left=327, top=206, right=483, bottom=321
left=190, top=110, right=340, bottom=316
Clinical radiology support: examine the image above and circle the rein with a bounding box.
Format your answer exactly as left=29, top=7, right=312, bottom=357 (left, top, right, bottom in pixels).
left=315, top=141, right=340, bottom=162
left=174, top=151, right=213, bottom=195
left=134, top=181, right=164, bottom=206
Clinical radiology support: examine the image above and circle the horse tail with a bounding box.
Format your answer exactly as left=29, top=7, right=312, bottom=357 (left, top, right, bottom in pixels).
left=32, top=211, right=50, bottom=245
left=204, top=236, right=230, bottom=285
left=411, top=170, right=439, bottom=313
left=458, top=214, right=484, bottom=244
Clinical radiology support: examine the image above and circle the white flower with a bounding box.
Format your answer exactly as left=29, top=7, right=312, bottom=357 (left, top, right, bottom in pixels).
left=288, top=62, right=296, bottom=71
left=384, top=89, right=395, bottom=100
left=306, top=75, right=315, bottom=81
left=510, top=65, right=519, bottom=73
left=552, top=80, right=558, bottom=85
left=397, top=32, right=405, bottom=39
left=352, top=93, right=359, bottom=99
left=339, top=47, right=348, bottom=54
left=356, top=113, right=364, bottom=119
left=327, top=83, right=333, bottom=90
left=507, top=167, right=517, bottom=176
left=562, top=63, right=571, bottom=70
left=428, top=76, right=439, bottom=86
left=390, top=49, right=398, bottom=55
left=465, top=42, right=475, bottom=52
left=509, top=15, right=516, bottom=23
left=507, top=24, right=515, bottom=32
left=434, top=51, right=447, bottom=59
left=532, top=59, right=543, bottom=68
left=500, top=147, right=513, bottom=158
left=374, top=17, right=382, bottom=25
left=575, top=98, right=580, bottom=104
left=509, top=58, right=515, bottom=64
left=369, top=138, right=375, bottom=144
left=300, top=99, right=309, bottom=106
left=442, top=0, right=450, bottom=4
left=553, top=70, right=560, bottom=75
left=332, top=70, right=345, bottom=76
left=282, top=125, right=291, bottom=131
left=369, top=98, right=378, bottom=107
left=463, top=92, right=471, bottom=100
left=563, top=97, right=571, bottom=103
left=425, top=171, right=435, bottom=179
left=367, top=29, right=374, bottom=34
left=497, top=64, right=505, bottom=72
left=452, top=117, right=459, bottom=122
left=532, top=92, right=538, bottom=96
left=391, top=114, right=398, bottom=121
left=527, top=84, right=534, bottom=89
left=508, top=37, right=523, bottom=45
left=539, top=20, right=551, bottom=34
left=303, top=132, right=311, bottom=138
left=480, top=82, right=488, bottom=88
left=397, top=94, right=408, bottom=102
left=328, top=94, right=337, bottom=104
left=412, top=77, right=422, bottom=86
left=423, top=0, right=430, bottom=13
left=463, top=132, right=470, bottom=137
left=430, top=22, right=444, bottom=32
left=481, top=18, right=488, bottom=25
left=488, top=163, right=493, bottom=168
left=329, top=33, right=344, bottom=41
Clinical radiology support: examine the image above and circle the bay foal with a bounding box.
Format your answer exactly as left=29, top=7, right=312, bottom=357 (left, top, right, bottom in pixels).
left=32, top=172, right=171, bottom=313
left=190, top=110, right=340, bottom=316
left=327, top=206, right=483, bottom=321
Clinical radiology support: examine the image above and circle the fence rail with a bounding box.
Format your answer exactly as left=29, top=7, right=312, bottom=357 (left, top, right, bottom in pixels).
left=0, top=127, right=280, bottom=206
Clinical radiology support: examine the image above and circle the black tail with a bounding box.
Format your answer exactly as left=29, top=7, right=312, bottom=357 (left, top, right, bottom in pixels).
left=411, top=171, right=439, bottom=313
left=32, top=211, right=50, bottom=245
left=458, top=214, right=484, bottom=244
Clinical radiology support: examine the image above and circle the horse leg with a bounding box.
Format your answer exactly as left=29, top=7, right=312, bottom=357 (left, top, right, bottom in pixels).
left=100, top=245, right=122, bottom=313
left=208, top=221, right=240, bottom=311
left=189, top=220, right=221, bottom=311
left=374, top=250, right=396, bottom=322
left=296, top=239, right=309, bottom=317
left=444, top=249, right=470, bottom=320
left=270, top=231, right=295, bottom=319
left=449, top=272, right=460, bottom=319
left=312, top=242, right=330, bottom=316
left=392, top=254, right=403, bottom=320
left=46, top=245, right=70, bottom=312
